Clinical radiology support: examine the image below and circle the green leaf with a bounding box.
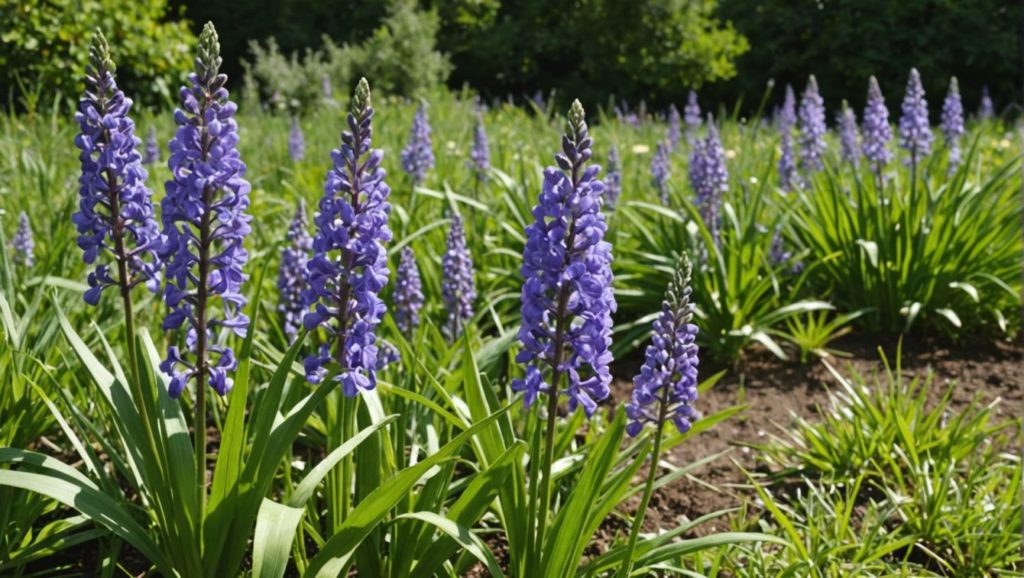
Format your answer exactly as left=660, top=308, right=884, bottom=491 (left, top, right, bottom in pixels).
left=393, top=512, right=503, bottom=578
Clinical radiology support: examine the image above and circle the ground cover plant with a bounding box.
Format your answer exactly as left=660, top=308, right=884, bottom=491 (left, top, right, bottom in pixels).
left=0, top=21, right=1020, bottom=578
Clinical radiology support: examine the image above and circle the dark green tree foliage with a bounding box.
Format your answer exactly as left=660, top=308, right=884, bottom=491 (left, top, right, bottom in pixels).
left=434, top=0, right=748, bottom=107
left=0, top=0, right=195, bottom=109
left=712, top=0, right=1021, bottom=118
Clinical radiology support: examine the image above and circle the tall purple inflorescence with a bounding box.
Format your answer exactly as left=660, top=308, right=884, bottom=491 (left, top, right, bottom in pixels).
left=837, top=100, right=860, bottom=167
left=301, top=78, right=392, bottom=397
left=688, top=116, right=727, bottom=244
left=778, top=85, right=798, bottom=191
left=400, top=102, right=434, bottom=187
left=684, top=91, right=701, bottom=145
left=12, top=212, right=34, bottom=267
left=469, top=113, right=490, bottom=183
left=441, top=215, right=476, bottom=341
left=862, top=76, right=893, bottom=177
left=798, top=75, right=826, bottom=174
left=898, top=68, right=933, bottom=167
left=626, top=254, right=699, bottom=436
left=159, top=23, right=252, bottom=398
left=651, top=140, right=671, bottom=205
left=277, top=200, right=312, bottom=342
left=288, top=116, right=305, bottom=161
left=940, top=77, right=964, bottom=170
left=392, top=246, right=424, bottom=339
left=667, top=104, right=682, bottom=151
left=143, top=126, right=160, bottom=165
left=73, top=30, right=162, bottom=306
left=979, top=86, right=994, bottom=120
left=605, top=145, right=622, bottom=209
left=512, top=100, right=616, bottom=417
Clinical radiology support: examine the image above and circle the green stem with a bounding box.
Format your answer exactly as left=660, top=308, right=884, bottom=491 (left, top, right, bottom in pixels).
left=617, top=391, right=670, bottom=578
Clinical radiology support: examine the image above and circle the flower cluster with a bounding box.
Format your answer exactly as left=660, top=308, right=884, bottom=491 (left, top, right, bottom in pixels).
left=625, top=254, right=699, bottom=436
left=469, top=114, right=490, bottom=183
left=651, top=141, right=671, bottom=205
left=302, top=78, right=392, bottom=397
left=862, top=76, right=893, bottom=175
left=667, top=104, right=681, bottom=151
left=159, top=23, right=252, bottom=398
left=684, top=91, right=701, bottom=145
left=512, top=100, right=616, bottom=417
left=72, top=30, right=162, bottom=306
left=400, top=102, right=434, bottom=186
left=837, top=101, right=860, bottom=167
left=277, top=200, right=312, bottom=342
left=442, top=215, right=477, bottom=341
left=392, top=246, right=424, bottom=339
left=940, top=77, right=964, bottom=169
left=12, top=212, right=34, bottom=267
left=769, top=225, right=803, bottom=274
left=798, top=75, right=827, bottom=173
left=898, top=68, right=933, bottom=164
left=288, top=116, right=305, bottom=161
left=605, top=145, right=622, bottom=209
left=979, top=86, right=994, bottom=120
left=778, top=85, right=798, bottom=191
left=688, top=117, right=727, bottom=244
left=143, top=126, right=160, bottom=165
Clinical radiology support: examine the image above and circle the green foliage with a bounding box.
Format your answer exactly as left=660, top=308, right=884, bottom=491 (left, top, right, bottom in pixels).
left=437, top=0, right=748, bottom=107
left=0, top=0, right=194, bottom=110
left=714, top=0, right=1020, bottom=115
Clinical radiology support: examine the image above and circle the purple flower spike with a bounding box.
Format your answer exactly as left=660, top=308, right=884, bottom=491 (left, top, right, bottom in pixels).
left=143, top=126, right=160, bottom=165
left=979, top=86, right=994, bottom=120
left=442, top=215, right=476, bottom=342
left=392, top=246, right=424, bottom=339
left=940, top=77, right=965, bottom=170
left=684, top=91, right=701, bottom=145
left=512, top=100, right=616, bottom=417
left=468, top=113, right=490, bottom=183
left=798, top=75, right=826, bottom=173
left=288, top=116, right=305, bottom=162
left=301, top=78, right=392, bottom=397
left=401, top=102, right=434, bottom=186
left=688, top=116, right=727, bottom=244
left=605, top=145, right=622, bottom=210
left=12, top=211, right=34, bottom=267
left=837, top=100, right=860, bottom=168
left=667, top=104, right=682, bottom=151
left=73, top=30, right=162, bottom=306
left=626, top=254, right=699, bottom=436
left=277, top=200, right=312, bottom=342
left=769, top=225, right=803, bottom=274
left=778, top=85, right=798, bottom=191
left=898, top=68, right=933, bottom=167
left=862, top=76, right=893, bottom=176
left=651, top=141, right=672, bottom=205
left=159, top=23, right=251, bottom=398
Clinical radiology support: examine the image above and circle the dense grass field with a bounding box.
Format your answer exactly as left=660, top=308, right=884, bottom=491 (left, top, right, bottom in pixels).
left=1, top=61, right=1021, bottom=577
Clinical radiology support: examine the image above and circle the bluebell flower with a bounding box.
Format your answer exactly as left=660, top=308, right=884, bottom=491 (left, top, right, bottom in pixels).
left=277, top=200, right=312, bottom=342
left=688, top=117, right=727, bottom=244
left=12, top=211, right=34, bottom=267
left=143, top=126, right=160, bottom=165
left=899, top=68, right=933, bottom=167
left=301, top=78, right=392, bottom=397
left=626, top=254, right=699, bottom=436
left=862, top=76, right=893, bottom=176
left=684, top=91, right=701, bottom=145
left=73, top=30, right=162, bottom=306
left=605, top=145, right=622, bottom=210
left=979, top=86, right=994, bottom=120
left=768, top=225, right=803, bottom=274
left=778, top=85, right=798, bottom=191
left=401, top=102, right=434, bottom=186
left=392, top=246, right=424, bottom=339
left=468, top=113, right=490, bottom=183
left=159, top=23, right=251, bottom=398
left=667, top=104, right=682, bottom=151
left=288, top=116, right=305, bottom=161
left=798, top=75, right=826, bottom=173
left=837, top=100, right=860, bottom=168
left=511, top=100, right=616, bottom=417
left=442, top=215, right=476, bottom=341
left=651, top=141, right=671, bottom=205
left=940, top=77, right=965, bottom=170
